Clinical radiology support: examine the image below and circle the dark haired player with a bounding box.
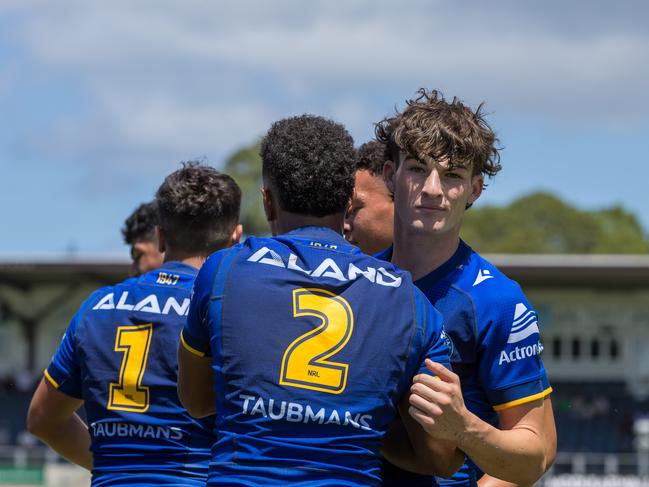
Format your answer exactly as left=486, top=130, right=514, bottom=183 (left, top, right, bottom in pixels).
left=376, top=90, right=556, bottom=486
left=178, top=115, right=462, bottom=486
left=122, top=201, right=164, bottom=276
left=28, top=163, right=242, bottom=486
left=344, top=141, right=394, bottom=255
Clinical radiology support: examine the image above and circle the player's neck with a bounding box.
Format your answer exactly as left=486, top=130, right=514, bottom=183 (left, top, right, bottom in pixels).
left=391, top=223, right=460, bottom=281
left=163, top=252, right=206, bottom=270
left=272, top=211, right=345, bottom=237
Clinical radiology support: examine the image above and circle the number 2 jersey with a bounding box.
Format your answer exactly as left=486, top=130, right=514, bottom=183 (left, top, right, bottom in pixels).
left=378, top=241, right=553, bottom=486
left=45, top=261, right=213, bottom=486
left=180, top=226, right=450, bottom=486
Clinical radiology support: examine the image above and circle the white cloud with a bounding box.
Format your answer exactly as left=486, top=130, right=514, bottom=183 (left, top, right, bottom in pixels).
left=13, top=1, right=648, bottom=112
left=3, top=0, right=649, bottom=173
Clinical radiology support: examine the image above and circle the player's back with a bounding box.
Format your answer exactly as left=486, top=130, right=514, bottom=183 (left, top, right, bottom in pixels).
left=184, top=226, right=449, bottom=486
left=47, top=262, right=213, bottom=486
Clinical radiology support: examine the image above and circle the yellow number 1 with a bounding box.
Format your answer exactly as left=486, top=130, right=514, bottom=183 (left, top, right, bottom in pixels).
left=107, top=324, right=153, bottom=412
left=280, top=288, right=354, bottom=394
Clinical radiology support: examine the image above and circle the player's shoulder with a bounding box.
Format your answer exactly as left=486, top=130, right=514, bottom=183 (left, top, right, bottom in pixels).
left=371, top=246, right=402, bottom=272
left=80, top=283, right=121, bottom=312
left=239, top=234, right=283, bottom=258
left=455, top=249, right=527, bottom=304
left=202, top=243, right=247, bottom=274
left=362, top=249, right=412, bottom=283
left=454, top=248, right=535, bottom=329
left=64, top=282, right=121, bottom=337
left=189, top=244, right=249, bottom=300
left=412, top=285, right=444, bottom=329
left=353, top=245, right=416, bottom=294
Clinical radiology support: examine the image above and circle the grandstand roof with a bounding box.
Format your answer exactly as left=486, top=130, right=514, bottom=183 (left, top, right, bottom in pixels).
left=487, top=254, right=649, bottom=287
left=0, top=253, right=130, bottom=286
left=1, top=253, right=648, bottom=288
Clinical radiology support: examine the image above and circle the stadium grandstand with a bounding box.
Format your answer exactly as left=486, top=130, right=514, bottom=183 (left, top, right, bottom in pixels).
left=0, top=253, right=648, bottom=486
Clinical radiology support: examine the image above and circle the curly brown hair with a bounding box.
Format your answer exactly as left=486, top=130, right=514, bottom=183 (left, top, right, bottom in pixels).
left=356, top=140, right=386, bottom=177
left=375, top=89, right=501, bottom=178
left=156, top=161, right=241, bottom=255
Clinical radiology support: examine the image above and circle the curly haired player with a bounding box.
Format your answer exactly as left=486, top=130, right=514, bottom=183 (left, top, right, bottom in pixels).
left=28, top=162, right=242, bottom=486
left=376, top=89, right=556, bottom=487
left=122, top=201, right=164, bottom=277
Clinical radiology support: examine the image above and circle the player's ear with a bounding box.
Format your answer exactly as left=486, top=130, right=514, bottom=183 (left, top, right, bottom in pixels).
left=344, top=193, right=353, bottom=219
left=155, top=226, right=166, bottom=254
left=468, top=174, right=484, bottom=206
left=261, top=187, right=276, bottom=222
left=230, top=224, right=243, bottom=245
left=383, top=160, right=396, bottom=194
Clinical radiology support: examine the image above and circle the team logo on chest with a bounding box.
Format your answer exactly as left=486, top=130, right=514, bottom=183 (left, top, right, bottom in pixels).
left=472, top=268, right=494, bottom=286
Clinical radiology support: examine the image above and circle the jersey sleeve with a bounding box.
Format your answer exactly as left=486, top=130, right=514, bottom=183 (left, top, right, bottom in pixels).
left=476, top=288, right=552, bottom=411
left=45, top=313, right=83, bottom=399
left=414, top=287, right=452, bottom=375
left=181, top=250, right=226, bottom=357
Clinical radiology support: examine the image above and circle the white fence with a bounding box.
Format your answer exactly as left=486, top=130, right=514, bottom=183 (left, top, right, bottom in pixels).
left=0, top=447, right=648, bottom=486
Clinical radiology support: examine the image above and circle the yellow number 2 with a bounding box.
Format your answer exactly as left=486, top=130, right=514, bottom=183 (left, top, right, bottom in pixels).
left=280, top=288, right=354, bottom=394
left=107, top=324, right=153, bottom=412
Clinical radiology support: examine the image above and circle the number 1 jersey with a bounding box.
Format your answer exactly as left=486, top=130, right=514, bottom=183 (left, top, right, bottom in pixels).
left=46, top=261, right=213, bottom=486
left=181, top=226, right=450, bottom=486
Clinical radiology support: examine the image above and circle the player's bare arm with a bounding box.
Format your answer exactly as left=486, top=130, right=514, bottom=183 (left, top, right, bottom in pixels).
left=410, top=360, right=552, bottom=486
left=177, top=343, right=215, bottom=418
left=27, top=378, right=92, bottom=471
left=476, top=397, right=557, bottom=487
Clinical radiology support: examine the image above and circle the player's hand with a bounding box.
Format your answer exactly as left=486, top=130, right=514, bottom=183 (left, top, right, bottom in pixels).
left=408, top=359, right=469, bottom=442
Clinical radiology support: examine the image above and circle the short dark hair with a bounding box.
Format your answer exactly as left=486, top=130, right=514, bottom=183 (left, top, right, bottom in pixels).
left=356, top=140, right=386, bottom=177
left=122, top=201, right=158, bottom=245
left=376, top=89, right=501, bottom=178
left=261, top=115, right=356, bottom=217
left=155, top=161, right=241, bottom=255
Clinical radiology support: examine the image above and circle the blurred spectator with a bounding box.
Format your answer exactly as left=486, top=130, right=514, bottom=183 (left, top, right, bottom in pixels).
left=14, top=369, right=35, bottom=392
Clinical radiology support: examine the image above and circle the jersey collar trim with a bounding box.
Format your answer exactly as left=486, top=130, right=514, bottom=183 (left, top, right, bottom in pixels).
left=282, top=226, right=350, bottom=247
left=414, top=240, right=472, bottom=289
left=374, top=241, right=472, bottom=287
left=157, top=260, right=199, bottom=276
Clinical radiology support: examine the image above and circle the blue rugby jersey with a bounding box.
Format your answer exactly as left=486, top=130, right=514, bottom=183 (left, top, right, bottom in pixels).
left=180, top=226, right=450, bottom=486
left=45, top=261, right=213, bottom=487
left=378, top=241, right=552, bottom=487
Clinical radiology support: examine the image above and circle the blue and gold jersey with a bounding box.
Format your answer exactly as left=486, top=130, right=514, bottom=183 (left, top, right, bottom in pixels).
left=181, top=226, right=450, bottom=486
left=378, top=241, right=552, bottom=487
left=46, top=262, right=213, bottom=487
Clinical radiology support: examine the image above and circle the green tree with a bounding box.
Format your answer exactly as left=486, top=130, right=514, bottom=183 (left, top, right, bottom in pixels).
left=461, top=192, right=649, bottom=253
left=223, top=141, right=270, bottom=236
left=592, top=206, right=649, bottom=253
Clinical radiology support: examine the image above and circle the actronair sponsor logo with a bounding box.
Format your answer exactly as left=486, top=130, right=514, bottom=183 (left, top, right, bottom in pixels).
left=507, top=303, right=539, bottom=344
left=499, top=341, right=544, bottom=365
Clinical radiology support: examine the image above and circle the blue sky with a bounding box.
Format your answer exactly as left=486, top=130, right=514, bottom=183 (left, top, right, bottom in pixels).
left=1, top=0, right=648, bottom=255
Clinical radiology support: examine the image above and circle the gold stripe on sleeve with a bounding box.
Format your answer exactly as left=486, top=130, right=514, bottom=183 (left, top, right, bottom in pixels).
left=492, top=387, right=553, bottom=411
